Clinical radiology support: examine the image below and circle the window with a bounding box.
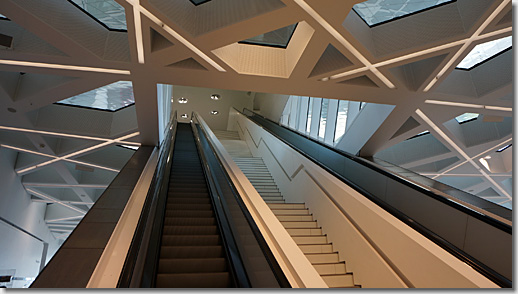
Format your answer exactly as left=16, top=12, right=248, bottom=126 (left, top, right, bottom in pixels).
left=238, top=24, right=298, bottom=48
left=456, top=36, right=512, bottom=70
left=353, top=0, right=455, bottom=27
left=334, top=100, right=349, bottom=143
left=455, top=113, right=479, bottom=124
left=318, top=99, right=329, bottom=140
left=69, top=0, right=127, bottom=31
left=306, top=98, right=314, bottom=133
left=56, top=81, right=134, bottom=111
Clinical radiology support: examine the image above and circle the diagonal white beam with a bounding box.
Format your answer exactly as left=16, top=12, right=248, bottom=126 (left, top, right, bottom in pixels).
left=1, top=144, right=119, bottom=173
left=46, top=216, right=83, bottom=223
left=0, top=59, right=130, bottom=75
left=423, top=0, right=511, bottom=92
left=24, top=182, right=109, bottom=189
left=291, top=0, right=395, bottom=88
left=26, top=188, right=87, bottom=214
left=16, top=132, right=139, bottom=174
left=0, top=126, right=141, bottom=145
left=415, top=109, right=511, bottom=200
left=125, top=0, right=226, bottom=71
left=33, top=199, right=95, bottom=205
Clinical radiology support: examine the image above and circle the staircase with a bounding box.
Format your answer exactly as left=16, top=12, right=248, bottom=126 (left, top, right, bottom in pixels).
left=156, top=124, right=232, bottom=288
left=213, top=130, right=358, bottom=288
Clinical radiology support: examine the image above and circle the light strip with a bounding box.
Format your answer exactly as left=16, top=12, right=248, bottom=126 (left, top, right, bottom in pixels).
left=424, top=100, right=484, bottom=108
left=292, top=0, right=395, bottom=88
left=46, top=216, right=84, bottom=223
left=0, top=126, right=141, bottom=145
left=0, top=59, right=130, bottom=75
left=0, top=144, right=119, bottom=173
left=484, top=106, right=512, bottom=112
left=423, top=0, right=511, bottom=92
left=415, top=109, right=511, bottom=200
left=16, top=132, right=139, bottom=174
left=424, top=100, right=512, bottom=112
left=125, top=0, right=226, bottom=72
left=26, top=188, right=86, bottom=214
left=133, top=0, right=145, bottom=64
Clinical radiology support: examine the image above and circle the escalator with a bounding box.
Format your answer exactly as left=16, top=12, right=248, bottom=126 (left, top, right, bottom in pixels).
left=118, top=121, right=289, bottom=288
left=156, top=123, right=231, bottom=287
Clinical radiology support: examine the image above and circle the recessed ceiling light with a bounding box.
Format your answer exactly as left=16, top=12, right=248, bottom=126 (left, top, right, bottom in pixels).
left=211, top=110, right=219, bottom=115
left=210, top=94, right=220, bottom=100
left=178, top=97, right=188, bottom=104
left=181, top=114, right=188, bottom=119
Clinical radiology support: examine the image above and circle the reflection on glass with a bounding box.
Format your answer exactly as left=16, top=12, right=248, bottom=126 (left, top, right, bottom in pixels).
left=455, top=113, right=479, bottom=123
left=307, top=98, right=314, bottom=133
left=56, top=81, right=134, bottom=111
left=334, top=100, right=349, bottom=143
left=239, top=24, right=297, bottom=48
left=353, top=0, right=453, bottom=26
left=318, top=99, right=329, bottom=140
left=70, top=0, right=127, bottom=30
left=456, top=36, right=512, bottom=69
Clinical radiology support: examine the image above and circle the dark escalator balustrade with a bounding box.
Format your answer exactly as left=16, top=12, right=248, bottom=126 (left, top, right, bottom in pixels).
left=156, top=123, right=232, bottom=288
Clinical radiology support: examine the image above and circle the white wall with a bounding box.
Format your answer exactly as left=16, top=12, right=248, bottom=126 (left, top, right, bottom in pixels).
left=253, top=92, right=290, bottom=122
left=0, top=147, right=60, bottom=287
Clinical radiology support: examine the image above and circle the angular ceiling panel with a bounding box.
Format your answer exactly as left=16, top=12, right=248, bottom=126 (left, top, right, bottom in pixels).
left=168, top=58, right=208, bottom=71
left=390, top=116, right=421, bottom=140
left=338, top=75, right=378, bottom=88
left=150, top=27, right=174, bottom=52
left=309, top=44, right=354, bottom=78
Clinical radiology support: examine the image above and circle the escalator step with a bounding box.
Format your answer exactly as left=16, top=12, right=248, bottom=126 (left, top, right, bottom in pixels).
left=164, top=217, right=216, bottom=226
left=167, top=192, right=210, bottom=198
left=158, top=258, right=227, bottom=274
left=161, top=235, right=221, bottom=246
left=156, top=272, right=230, bottom=288
left=162, top=225, right=218, bottom=235
left=165, top=209, right=213, bottom=218
left=160, top=245, right=223, bottom=258
left=166, top=203, right=212, bottom=211
left=167, top=198, right=211, bottom=204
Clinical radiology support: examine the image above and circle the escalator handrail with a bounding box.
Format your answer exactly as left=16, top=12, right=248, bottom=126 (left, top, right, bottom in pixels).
left=241, top=108, right=511, bottom=232
left=117, top=112, right=178, bottom=288
left=238, top=108, right=512, bottom=288
left=192, top=112, right=291, bottom=288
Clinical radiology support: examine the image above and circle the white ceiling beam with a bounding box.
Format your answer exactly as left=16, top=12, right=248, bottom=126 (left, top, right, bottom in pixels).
left=24, top=182, right=108, bottom=189
left=415, top=109, right=511, bottom=200
left=26, top=188, right=87, bottom=215
left=34, top=199, right=95, bottom=205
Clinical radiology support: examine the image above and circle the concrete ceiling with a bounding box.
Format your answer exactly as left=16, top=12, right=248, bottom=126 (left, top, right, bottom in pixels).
left=0, top=0, right=513, bottom=239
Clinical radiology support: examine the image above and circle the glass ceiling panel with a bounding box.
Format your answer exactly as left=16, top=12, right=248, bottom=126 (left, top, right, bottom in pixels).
left=456, top=36, right=512, bottom=69
left=353, top=0, right=454, bottom=26
left=56, top=81, right=134, bottom=111
left=69, top=0, right=127, bottom=31
left=239, top=24, right=297, bottom=48
left=455, top=113, right=479, bottom=123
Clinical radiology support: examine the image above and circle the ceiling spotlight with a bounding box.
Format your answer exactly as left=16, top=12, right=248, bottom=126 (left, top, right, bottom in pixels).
left=211, top=110, right=219, bottom=115
left=211, top=94, right=220, bottom=100
left=178, top=97, right=188, bottom=104
left=181, top=114, right=189, bottom=119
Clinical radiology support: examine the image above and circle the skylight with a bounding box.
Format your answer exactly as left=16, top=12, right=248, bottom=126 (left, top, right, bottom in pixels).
left=69, top=0, right=127, bottom=31
left=456, top=36, right=512, bottom=69
left=0, top=14, right=7, bottom=19
left=455, top=113, right=479, bottom=123
left=56, top=81, right=135, bottom=111
left=496, top=144, right=511, bottom=152
left=238, top=24, right=297, bottom=48
left=353, top=0, right=454, bottom=27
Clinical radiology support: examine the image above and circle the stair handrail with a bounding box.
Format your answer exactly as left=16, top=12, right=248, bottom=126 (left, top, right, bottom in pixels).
left=238, top=108, right=512, bottom=288
left=117, top=112, right=178, bottom=287
left=192, top=111, right=328, bottom=288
